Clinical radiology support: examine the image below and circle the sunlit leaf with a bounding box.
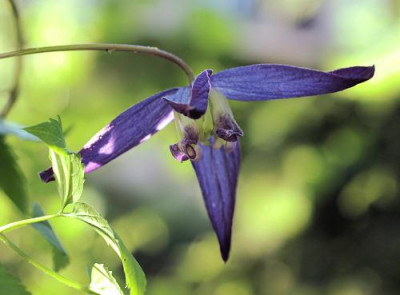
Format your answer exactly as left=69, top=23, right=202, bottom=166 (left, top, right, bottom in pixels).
left=64, top=202, right=146, bottom=295
left=49, top=150, right=84, bottom=209
left=0, top=136, right=28, bottom=213
left=24, top=117, right=66, bottom=152
left=89, top=263, right=124, bottom=295
left=0, top=264, right=31, bottom=295
left=25, top=118, right=84, bottom=209
left=31, top=203, right=69, bottom=271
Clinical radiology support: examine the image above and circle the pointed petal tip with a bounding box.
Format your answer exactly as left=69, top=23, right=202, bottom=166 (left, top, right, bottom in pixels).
left=220, top=237, right=231, bottom=262
left=330, top=64, right=375, bottom=81
left=212, top=64, right=376, bottom=101
left=39, top=167, right=55, bottom=183
left=191, top=138, right=240, bottom=263
left=362, top=65, right=375, bottom=81
left=216, top=222, right=232, bottom=262
left=368, top=65, right=376, bottom=79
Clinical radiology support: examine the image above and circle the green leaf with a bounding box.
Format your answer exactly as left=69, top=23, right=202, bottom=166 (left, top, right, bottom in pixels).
left=31, top=203, right=69, bottom=271
left=0, top=120, right=38, bottom=141
left=89, top=263, right=124, bottom=295
left=25, top=117, right=85, bottom=209
left=24, top=117, right=66, bottom=152
left=50, top=150, right=85, bottom=209
left=64, top=203, right=146, bottom=295
left=0, top=264, right=31, bottom=295
left=0, top=136, right=28, bottom=213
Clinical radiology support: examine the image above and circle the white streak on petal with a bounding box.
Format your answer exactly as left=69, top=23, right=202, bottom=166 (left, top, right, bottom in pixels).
left=83, top=125, right=113, bottom=149
left=139, top=134, right=152, bottom=144
left=156, top=111, right=174, bottom=131
left=84, top=162, right=101, bottom=173
left=98, top=135, right=115, bottom=155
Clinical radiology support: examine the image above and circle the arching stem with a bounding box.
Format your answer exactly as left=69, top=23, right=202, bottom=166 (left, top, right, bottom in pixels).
left=0, top=43, right=195, bottom=84
left=1, top=0, right=24, bottom=118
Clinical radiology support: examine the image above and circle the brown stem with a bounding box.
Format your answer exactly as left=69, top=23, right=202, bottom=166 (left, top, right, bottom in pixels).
left=1, top=0, right=24, bottom=118
left=0, top=43, right=195, bottom=85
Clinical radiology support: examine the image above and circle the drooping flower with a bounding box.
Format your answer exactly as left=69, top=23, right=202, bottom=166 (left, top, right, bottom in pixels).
left=40, top=64, right=374, bottom=261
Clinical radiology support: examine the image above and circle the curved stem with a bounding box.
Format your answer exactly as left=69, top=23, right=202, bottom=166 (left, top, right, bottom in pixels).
left=0, top=234, right=98, bottom=294
left=0, top=43, right=195, bottom=83
left=0, top=214, right=59, bottom=234
left=1, top=0, right=24, bottom=118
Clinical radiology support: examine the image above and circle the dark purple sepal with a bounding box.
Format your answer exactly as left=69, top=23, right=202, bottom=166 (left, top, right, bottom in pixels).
left=163, top=87, right=192, bottom=116
left=215, top=114, right=244, bottom=142
left=169, top=144, right=189, bottom=162
left=39, top=167, right=55, bottom=183
left=39, top=88, right=177, bottom=182
left=211, top=64, right=375, bottom=101
left=164, top=70, right=212, bottom=119
left=169, top=126, right=199, bottom=162
left=191, top=137, right=241, bottom=261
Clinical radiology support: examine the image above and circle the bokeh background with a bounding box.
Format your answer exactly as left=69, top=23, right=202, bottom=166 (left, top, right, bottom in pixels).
left=1, top=0, right=400, bottom=294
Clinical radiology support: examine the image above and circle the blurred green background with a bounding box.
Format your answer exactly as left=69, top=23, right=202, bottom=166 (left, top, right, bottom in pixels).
left=1, top=0, right=400, bottom=294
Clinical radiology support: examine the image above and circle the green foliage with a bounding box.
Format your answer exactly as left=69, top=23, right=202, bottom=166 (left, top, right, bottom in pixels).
left=0, top=264, right=30, bottom=295
left=89, top=263, right=124, bottom=295
left=65, top=203, right=146, bottom=295
left=24, top=117, right=66, bottom=151
left=21, top=117, right=145, bottom=293
left=31, top=203, right=69, bottom=271
left=25, top=117, right=85, bottom=209
left=0, top=136, right=28, bottom=213
left=2, top=0, right=396, bottom=293
left=49, top=150, right=85, bottom=209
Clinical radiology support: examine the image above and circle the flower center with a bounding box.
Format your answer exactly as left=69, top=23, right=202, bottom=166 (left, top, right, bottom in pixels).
left=169, top=89, right=243, bottom=162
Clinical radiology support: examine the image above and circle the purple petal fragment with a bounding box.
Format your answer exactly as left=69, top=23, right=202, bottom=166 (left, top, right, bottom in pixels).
left=169, top=144, right=189, bottom=162
left=40, top=167, right=55, bottom=183
left=214, top=114, right=244, bottom=142
left=39, top=88, right=177, bottom=182
left=164, top=69, right=212, bottom=119
left=191, top=137, right=241, bottom=261
left=211, top=64, right=375, bottom=101
left=190, top=69, right=212, bottom=118
left=163, top=87, right=192, bottom=114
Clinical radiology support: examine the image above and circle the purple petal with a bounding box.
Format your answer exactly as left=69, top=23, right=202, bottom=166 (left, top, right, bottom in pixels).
left=40, top=167, right=55, bottom=183
left=40, top=88, right=177, bottom=182
left=191, top=138, right=241, bottom=261
left=163, top=87, right=191, bottom=114
left=164, top=70, right=212, bottom=119
left=190, top=69, right=212, bottom=118
left=211, top=64, right=375, bottom=101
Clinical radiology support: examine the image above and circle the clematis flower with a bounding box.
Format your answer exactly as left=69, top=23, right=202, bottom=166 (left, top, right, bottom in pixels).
left=40, top=64, right=374, bottom=261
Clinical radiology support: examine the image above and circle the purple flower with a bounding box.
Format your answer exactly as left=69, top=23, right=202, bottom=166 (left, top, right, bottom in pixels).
left=40, top=64, right=374, bottom=261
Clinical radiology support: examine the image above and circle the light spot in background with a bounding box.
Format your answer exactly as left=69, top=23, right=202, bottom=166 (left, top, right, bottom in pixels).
left=338, top=167, right=398, bottom=218
left=248, top=99, right=314, bottom=148
left=259, top=261, right=295, bottom=294
left=282, top=144, right=326, bottom=191
left=179, top=234, right=225, bottom=282
left=236, top=177, right=312, bottom=256
left=322, top=127, right=365, bottom=167
left=214, top=281, right=252, bottom=295
left=112, top=208, right=169, bottom=254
